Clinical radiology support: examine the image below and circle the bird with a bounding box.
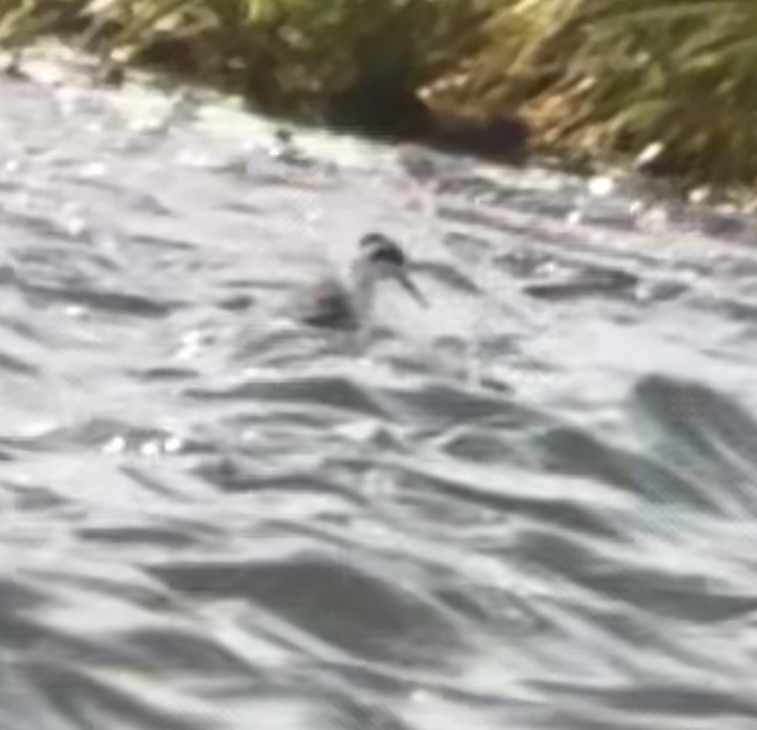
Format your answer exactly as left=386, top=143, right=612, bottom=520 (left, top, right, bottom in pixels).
left=297, top=232, right=427, bottom=330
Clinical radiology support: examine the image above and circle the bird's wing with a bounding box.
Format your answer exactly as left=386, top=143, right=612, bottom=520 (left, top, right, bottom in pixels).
left=298, top=276, right=356, bottom=329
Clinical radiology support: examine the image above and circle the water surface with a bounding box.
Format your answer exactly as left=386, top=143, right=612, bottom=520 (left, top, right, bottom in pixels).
left=1, top=53, right=757, bottom=730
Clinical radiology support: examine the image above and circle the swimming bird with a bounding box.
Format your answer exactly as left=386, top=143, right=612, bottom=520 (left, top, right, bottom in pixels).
left=298, top=232, right=427, bottom=330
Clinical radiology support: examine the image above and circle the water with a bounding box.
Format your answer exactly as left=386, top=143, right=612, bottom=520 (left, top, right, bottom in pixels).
left=2, top=51, right=757, bottom=730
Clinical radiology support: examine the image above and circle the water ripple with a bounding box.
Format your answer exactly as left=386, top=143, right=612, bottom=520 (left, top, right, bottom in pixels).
left=0, top=59, right=755, bottom=730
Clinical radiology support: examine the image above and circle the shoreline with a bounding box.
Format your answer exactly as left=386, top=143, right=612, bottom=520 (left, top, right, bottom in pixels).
left=2, top=0, right=756, bottom=209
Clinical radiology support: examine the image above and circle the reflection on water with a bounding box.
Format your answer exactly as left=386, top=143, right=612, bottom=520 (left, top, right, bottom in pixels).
left=1, top=55, right=757, bottom=730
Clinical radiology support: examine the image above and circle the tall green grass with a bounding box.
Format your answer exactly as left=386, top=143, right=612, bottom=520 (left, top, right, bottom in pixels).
left=468, top=0, right=757, bottom=184
left=0, top=1, right=496, bottom=117
left=3, top=0, right=757, bottom=186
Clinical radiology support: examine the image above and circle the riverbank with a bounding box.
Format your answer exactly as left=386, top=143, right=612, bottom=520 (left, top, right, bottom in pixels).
left=2, top=0, right=756, bottom=196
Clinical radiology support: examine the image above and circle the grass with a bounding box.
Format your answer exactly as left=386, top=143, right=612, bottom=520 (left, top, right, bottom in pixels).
left=3, top=0, right=757, bottom=189
left=0, top=1, right=497, bottom=118
left=465, top=0, right=757, bottom=185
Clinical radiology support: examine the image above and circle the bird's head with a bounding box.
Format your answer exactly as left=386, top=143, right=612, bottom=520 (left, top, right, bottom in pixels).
left=356, top=233, right=427, bottom=307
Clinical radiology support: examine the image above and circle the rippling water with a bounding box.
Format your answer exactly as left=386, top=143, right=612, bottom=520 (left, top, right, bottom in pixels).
left=2, top=52, right=757, bottom=730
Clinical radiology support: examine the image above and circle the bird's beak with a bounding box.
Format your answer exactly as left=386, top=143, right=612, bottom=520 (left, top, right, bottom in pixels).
left=394, top=269, right=429, bottom=308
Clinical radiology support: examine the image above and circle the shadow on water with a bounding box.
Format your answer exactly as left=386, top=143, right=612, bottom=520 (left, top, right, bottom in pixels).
left=1, top=57, right=757, bottom=730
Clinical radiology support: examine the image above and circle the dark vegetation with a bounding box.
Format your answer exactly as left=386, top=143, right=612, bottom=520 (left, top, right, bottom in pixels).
left=2, top=1, right=756, bottom=188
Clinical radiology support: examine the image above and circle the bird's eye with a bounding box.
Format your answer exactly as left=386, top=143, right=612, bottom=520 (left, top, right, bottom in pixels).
left=360, top=233, right=405, bottom=266
left=369, top=245, right=404, bottom=266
